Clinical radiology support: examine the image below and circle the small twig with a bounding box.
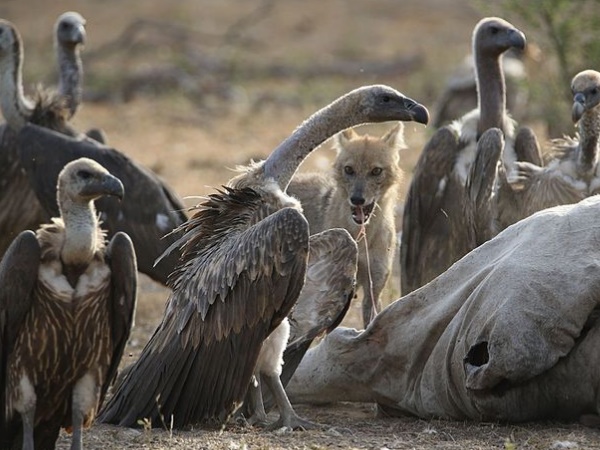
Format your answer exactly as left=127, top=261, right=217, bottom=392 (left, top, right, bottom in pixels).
left=356, top=207, right=378, bottom=322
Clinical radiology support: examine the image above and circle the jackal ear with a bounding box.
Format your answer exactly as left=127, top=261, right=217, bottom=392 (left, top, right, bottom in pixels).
left=336, top=128, right=359, bottom=146
left=382, top=122, right=406, bottom=151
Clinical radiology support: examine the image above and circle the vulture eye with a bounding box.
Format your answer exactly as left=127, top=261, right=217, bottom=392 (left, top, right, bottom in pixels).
left=371, top=167, right=383, bottom=176
left=78, top=170, right=92, bottom=180
left=591, top=87, right=599, bottom=95
left=381, top=95, right=391, bottom=103
left=344, top=166, right=355, bottom=175
left=60, top=22, right=70, bottom=30
left=490, top=26, right=499, bottom=34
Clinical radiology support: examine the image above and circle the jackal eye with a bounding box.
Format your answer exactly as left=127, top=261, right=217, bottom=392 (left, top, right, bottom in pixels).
left=371, top=167, right=383, bottom=176
left=344, top=166, right=355, bottom=175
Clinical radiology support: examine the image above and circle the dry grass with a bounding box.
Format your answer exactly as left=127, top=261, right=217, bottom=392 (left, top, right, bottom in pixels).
left=2, top=0, right=597, bottom=448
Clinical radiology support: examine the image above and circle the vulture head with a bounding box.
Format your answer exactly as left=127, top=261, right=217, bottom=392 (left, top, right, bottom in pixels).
left=55, top=11, right=87, bottom=48
left=351, top=85, right=429, bottom=125
left=473, top=17, right=526, bottom=58
left=58, top=157, right=124, bottom=205
left=571, top=70, right=600, bottom=123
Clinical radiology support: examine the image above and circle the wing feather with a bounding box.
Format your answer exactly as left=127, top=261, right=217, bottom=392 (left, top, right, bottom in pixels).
left=17, top=123, right=187, bottom=284
left=0, top=231, right=40, bottom=444
left=401, top=126, right=469, bottom=294
left=98, top=190, right=309, bottom=428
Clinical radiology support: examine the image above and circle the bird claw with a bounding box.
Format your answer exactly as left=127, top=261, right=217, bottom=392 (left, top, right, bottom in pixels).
left=266, top=414, right=323, bottom=431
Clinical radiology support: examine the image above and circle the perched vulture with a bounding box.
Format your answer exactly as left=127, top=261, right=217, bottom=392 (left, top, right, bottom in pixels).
left=432, top=48, right=528, bottom=128
left=288, top=194, right=600, bottom=424
left=54, top=11, right=86, bottom=120
left=0, top=18, right=184, bottom=283
left=98, top=84, right=429, bottom=430
left=401, top=17, right=536, bottom=295
left=17, top=125, right=187, bottom=285
left=508, top=69, right=600, bottom=217
left=0, top=158, right=137, bottom=450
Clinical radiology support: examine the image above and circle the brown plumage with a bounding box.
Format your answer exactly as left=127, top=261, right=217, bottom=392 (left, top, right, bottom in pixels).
left=0, top=158, right=137, bottom=450
left=0, top=18, right=186, bottom=284
left=98, top=85, right=429, bottom=430
left=508, top=70, right=600, bottom=217
left=401, top=17, right=528, bottom=295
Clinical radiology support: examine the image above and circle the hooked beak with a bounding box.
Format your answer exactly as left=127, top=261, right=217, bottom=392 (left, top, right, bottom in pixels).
left=508, top=28, right=526, bottom=51
left=404, top=98, right=430, bottom=125
left=572, top=92, right=586, bottom=123
left=81, top=173, right=124, bottom=200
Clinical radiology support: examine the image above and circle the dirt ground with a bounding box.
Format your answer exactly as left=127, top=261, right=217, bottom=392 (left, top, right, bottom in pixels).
left=2, top=0, right=600, bottom=448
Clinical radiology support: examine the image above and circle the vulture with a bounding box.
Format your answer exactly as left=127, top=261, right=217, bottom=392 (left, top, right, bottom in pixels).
left=0, top=18, right=186, bottom=284
left=54, top=11, right=86, bottom=120
left=508, top=70, right=600, bottom=216
left=400, top=17, right=535, bottom=295
left=0, top=158, right=137, bottom=450
left=98, top=84, right=429, bottom=430
left=54, top=11, right=107, bottom=144
left=431, top=48, right=528, bottom=128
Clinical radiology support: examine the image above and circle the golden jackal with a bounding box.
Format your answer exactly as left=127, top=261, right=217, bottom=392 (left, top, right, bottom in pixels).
left=288, top=123, right=404, bottom=327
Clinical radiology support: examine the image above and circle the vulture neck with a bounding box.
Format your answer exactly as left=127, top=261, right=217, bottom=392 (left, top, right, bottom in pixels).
left=59, top=197, right=98, bottom=283
left=475, top=50, right=506, bottom=138
left=0, top=38, right=33, bottom=131
left=56, top=42, right=82, bottom=119
left=577, top=107, right=600, bottom=174
left=263, top=92, right=362, bottom=191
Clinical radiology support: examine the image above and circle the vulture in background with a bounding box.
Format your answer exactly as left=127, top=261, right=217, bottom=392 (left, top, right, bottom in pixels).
left=400, top=17, right=538, bottom=295
left=0, top=158, right=137, bottom=450
left=98, top=85, right=429, bottom=430
left=431, top=48, right=528, bottom=128
left=0, top=18, right=186, bottom=284
left=53, top=11, right=107, bottom=144
left=54, top=11, right=86, bottom=120
left=507, top=70, right=600, bottom=216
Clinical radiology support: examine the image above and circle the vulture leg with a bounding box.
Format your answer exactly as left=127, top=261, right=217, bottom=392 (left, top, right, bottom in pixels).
left=262, top=373, right=319, bottom=431
left=71, top=374, right=97, bottom=450
left=21, top=403, right=35, bottom=450
left=246, top=378, right=269, bottom=426
left=70, top=408, right=84, bottom=450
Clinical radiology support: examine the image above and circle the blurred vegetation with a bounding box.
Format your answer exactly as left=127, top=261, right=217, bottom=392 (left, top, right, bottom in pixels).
left=476, top=0, right=600, bottom=137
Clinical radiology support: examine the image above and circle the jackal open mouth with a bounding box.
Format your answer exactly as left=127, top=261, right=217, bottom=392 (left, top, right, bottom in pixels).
left=351, top=202, right=375, bottom=225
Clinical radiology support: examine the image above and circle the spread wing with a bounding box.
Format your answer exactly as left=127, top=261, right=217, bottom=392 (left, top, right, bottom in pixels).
left=17, top=123, right=187, bottom=285
left=401, top=126, right=470, bottom=294
left=0, top=231, right=40, bottom=443
left=101, top=232, right=138, bottom=407
left=98, top=192, right=310, bottom=428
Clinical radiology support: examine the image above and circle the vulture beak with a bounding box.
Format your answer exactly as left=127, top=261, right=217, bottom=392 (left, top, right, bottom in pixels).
left=404, top=98, right=430, bottom=125
left=74, top=24, right=86, bottom=45
left=572, top=93, right=586, bottom=124
left=508, top=28, right=526, bottom=51
left=82, top=173, right=125, bottom=200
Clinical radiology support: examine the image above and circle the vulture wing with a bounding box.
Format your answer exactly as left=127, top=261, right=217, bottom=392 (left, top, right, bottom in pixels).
left=101, top=232, right=138, bottom=407
left=98, top=189, right=309, bottom=429
left=17, top=124, right=187, bottom=285
left=0, top=231, right=40, bottom=443
left=401, top=126, right=469, bottom=294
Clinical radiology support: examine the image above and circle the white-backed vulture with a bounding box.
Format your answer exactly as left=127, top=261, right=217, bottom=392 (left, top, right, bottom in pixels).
left=287, top=194, right=600, bottom=424
left=17, top=125, right=187, bottom=285
left=54, top=11, right=86, bottom=120
left=0, top=19, right=186, bottom=284
left=54, top=11, right=107, bottom=144
left=508, top=70, right=600, bottom=216
left=0, top=158, right=137, bottom=450
left=432, top=48, right=528, bottom=128
left=400, top=17, right=529, bottom=295
left=98, top=84, right=429, bottom=430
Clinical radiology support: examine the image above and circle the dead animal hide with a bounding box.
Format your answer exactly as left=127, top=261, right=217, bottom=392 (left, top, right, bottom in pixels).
left=287, top=195, right=600, bottom=422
